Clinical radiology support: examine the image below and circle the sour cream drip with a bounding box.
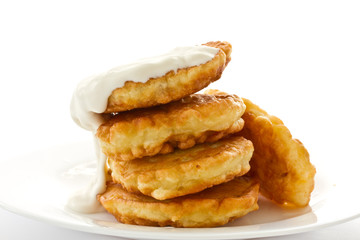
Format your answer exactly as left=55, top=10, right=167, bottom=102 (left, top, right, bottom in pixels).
left=68, top=45, right=219, bottom=213
left=67, top=137, right=107, bottom=213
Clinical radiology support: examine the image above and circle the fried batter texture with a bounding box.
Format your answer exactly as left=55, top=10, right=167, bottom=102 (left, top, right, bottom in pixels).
left=105, top=41, right=232, bottom=113
left=108, top=135, right=254, bottom=200
left=240, top=98, right=315, bottom=207
left=205, top=89, right=316, bottom=207
left=98, top=177, right=259, bottom=227
left=97, top=93, right=246, bottom=161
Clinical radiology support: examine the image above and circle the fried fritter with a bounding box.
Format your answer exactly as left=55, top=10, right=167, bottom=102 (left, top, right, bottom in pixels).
left=104, top=41, right=232, bottom=113
left=205, top=90, right=316, bottom=207
left=97, top=93, right=246, bottom=161
left=97, top=177, right=259, bottom=228
left=240, top=98, right=316, bottom=207
left=107, top=135, right=253, bottom=200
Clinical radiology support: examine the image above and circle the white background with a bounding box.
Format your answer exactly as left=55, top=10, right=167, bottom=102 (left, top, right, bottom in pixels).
left=0, top=0, right=360, bottom=239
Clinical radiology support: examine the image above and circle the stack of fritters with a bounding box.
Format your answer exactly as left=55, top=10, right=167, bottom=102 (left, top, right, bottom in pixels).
left=96, top=41, right=260, bottom=227
left=95, top=41, right=316, bottom=227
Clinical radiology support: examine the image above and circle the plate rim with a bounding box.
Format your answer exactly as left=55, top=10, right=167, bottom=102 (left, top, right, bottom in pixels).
left=1, top=200, right=360, bottom=240
left=1, top=142, right=360, bottom=239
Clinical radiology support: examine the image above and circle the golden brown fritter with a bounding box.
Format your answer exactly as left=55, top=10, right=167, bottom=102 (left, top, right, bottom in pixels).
left=104, top=41, right=232, bottom=113
left=240, top=98, right=316, bottom=207
left=97, top=93, right=246, bottom=161
left=108, top=135, right=253, bottom=200
left=205, top=89, right=316, bottom=207
left=97, top=177, right=259, bottom=228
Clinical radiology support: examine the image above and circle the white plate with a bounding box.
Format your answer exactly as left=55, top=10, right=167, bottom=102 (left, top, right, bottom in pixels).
left=0, top=141, right=359, bottom=240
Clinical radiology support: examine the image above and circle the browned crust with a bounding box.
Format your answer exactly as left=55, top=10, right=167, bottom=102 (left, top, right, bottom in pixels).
left=97, top=94, right=246, bottom=161
left=203, top=41, right=232, bottom=65
left=108, top=135, right=254, bottom=200
left=240, top=98, right=316, bottom=207
left=105, top=41, right=232, bottom=113
left=205, top=89, right=316, bottom=207
left=98, top=177, right=259, bottom=228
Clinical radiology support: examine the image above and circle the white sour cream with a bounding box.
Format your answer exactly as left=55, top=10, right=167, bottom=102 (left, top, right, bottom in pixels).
left=66, top=137, right=107, bottom=213
left=70, top=45, right=219, bottom=132
left=68, top=45, right=219, bottom=213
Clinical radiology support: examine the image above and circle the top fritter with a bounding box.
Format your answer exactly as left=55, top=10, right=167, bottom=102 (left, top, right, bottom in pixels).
left=105, top=41, right=232, bottom=113
left=70, top=41, right=232, bottom=131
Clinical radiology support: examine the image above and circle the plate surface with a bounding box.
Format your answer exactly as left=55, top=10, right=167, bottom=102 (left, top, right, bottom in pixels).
left=0, top=142, right=359, bottom=240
